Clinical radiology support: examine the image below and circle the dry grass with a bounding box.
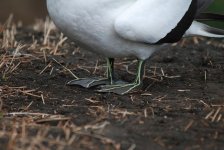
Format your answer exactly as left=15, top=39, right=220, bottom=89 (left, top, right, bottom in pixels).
left=0, top=15, right=74, bottom=80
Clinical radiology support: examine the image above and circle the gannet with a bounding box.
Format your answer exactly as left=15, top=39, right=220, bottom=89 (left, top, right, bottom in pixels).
left=46, top=0, right=224, bottom=95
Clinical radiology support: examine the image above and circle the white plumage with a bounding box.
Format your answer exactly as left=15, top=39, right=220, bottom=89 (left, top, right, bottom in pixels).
left=114, top=0, right=192, bottom=43
left=46, top=0, right=224, bottom=94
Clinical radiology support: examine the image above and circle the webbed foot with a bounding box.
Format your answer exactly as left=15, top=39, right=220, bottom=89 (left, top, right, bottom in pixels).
left=98, top=82, right=141, bottom=95
left=67, top=77, right=110, bottom=88
left=97, top=59, right=145, bottom=95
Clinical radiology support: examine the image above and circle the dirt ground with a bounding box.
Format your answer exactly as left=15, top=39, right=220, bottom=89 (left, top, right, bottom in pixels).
left=0, top=20, right=224, bottom=150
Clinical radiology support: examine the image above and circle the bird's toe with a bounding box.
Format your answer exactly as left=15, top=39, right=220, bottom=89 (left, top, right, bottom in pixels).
left=98, top=83, right=141, bottom=95
left=67, top=77, right=110, bottom=88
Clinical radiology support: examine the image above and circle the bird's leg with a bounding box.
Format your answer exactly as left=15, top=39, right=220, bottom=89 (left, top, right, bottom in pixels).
left=67, top=58, right=115, bottom=88
left=106, top=58, right=115, bottom=84
left=98, top=60, right=145, bottom=95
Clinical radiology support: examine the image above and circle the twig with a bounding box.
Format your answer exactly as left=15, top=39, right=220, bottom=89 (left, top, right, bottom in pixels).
left=205, top=109, right=214, bottom=120
left=212, top=107, right=222, bottom=122
left=6, top=112, right=50, bottom=116
left=41, top=94, right=45, bottom=105
left=184, top=120, right=194, bottom=132
left=52, top=58, right=79, bottom=79
left=39, top=62, right=51, bottom=75
left=36, top=117, right=71, bottom=123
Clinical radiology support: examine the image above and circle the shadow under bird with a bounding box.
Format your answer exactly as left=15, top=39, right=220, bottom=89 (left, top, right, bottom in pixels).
left=46, top=0, right=224, bottom=95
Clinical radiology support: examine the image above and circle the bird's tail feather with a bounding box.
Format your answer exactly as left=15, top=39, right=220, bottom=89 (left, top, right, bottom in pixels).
left=185, top=21, right=224, bottom=38
left=196, top=13, right=224, bottom=21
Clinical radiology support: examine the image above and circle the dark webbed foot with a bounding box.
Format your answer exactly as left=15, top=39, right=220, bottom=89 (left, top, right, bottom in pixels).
left=98, top=60, right=145, bottom=95
left=67, top=58, right=145, bottom=95
left=67, top=77, right=110, bottom=88
left=67, top=58, right=115, bottom=88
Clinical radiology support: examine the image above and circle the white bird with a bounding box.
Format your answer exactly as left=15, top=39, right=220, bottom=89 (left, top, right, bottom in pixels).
left=46, top=0, right=224, bottom=95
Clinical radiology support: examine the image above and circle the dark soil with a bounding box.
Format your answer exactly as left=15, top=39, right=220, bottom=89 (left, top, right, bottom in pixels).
left=0, top=25, right=224, bottom=150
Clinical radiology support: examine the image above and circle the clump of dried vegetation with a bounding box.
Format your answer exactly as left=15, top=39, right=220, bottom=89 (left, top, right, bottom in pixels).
left=0, top=15, right=67, bottom=80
